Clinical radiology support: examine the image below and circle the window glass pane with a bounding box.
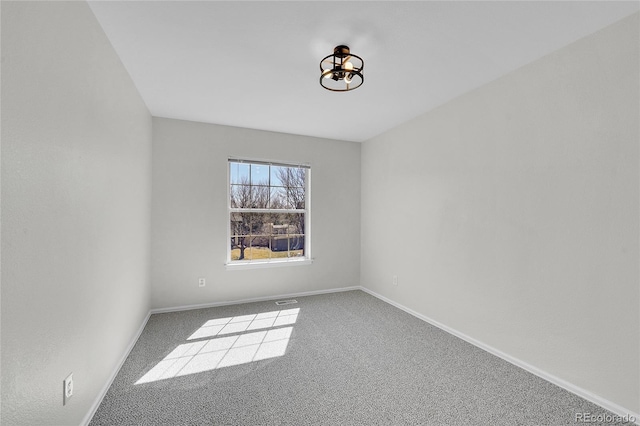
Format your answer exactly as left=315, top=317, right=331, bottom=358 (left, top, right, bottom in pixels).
left=270, top=166, right=285, bottom=187
left=250, top=164, right=269, bottom=186
left=251, top=185, right=269, bottom=208
left=230, top=213, right=269, bottom=260
left=230, top=184, right=271, bottom=208
left=276, top=213, right=304, bottom=237
left=269, top=187, right=285, bottom=209
left=294, top=167, right=306, bottom=188
left=249, top=212, right=271, bottom=260
left=270, top=213, right=305, bottom=257
left=287, top=186, right=305, bottom=210
left=274, top=167, right=305, bottom=189
left=230, top=212, right=250, bottom=260
left=230, top=162, right=250, bottom=185
left=230, top=184, right=251, bottom=208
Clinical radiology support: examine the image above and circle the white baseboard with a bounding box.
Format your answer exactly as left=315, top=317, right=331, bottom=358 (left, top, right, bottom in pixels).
left=150, top=286, right=361, bottom=314
left=359, top=286, right=640, bottom=425
left=81, top=310, right=151, bottom=426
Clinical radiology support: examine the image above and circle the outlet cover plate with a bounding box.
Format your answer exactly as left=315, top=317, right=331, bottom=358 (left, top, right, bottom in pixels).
left=63, top=373, right=73, bottom=405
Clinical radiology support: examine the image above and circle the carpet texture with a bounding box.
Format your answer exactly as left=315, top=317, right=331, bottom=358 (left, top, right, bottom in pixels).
left=90, top=290, right=628, bottom=425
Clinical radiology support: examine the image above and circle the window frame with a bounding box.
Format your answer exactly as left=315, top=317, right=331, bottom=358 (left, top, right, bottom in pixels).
left=226, top=158, right=312, bottom=269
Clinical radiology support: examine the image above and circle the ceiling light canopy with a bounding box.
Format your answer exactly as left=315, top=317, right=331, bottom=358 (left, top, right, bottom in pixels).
left=319, top=45, right=364, bottom=92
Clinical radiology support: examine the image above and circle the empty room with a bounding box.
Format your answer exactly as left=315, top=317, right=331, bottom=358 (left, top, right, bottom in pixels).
left=1, top=1, right=638, bottom=425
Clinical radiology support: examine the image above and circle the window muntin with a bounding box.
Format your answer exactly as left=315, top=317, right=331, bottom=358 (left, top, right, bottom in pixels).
left=228, top=160, right=309, bottom=264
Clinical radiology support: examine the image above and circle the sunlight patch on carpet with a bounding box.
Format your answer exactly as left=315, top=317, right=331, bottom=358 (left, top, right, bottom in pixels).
left=135, top=309, right=299, bottom=385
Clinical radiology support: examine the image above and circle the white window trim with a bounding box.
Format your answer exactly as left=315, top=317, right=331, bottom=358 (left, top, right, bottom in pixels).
left=225, top=258, right=313, bottom=271
left=226, top=158, right=311, bottom=269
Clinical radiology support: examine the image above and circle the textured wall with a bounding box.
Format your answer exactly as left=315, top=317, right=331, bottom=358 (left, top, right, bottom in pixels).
left=151, top=118, right=361, bottom=310
left=1, top=2, right=152, bottom=424
left=361, top=14, right=639, bottom=413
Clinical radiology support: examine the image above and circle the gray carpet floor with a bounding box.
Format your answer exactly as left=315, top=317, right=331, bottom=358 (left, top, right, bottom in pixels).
left=90, top=290, right=627, bottom=425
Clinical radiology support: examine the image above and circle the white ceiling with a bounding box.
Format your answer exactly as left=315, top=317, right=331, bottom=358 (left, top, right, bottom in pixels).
left=88, top=1, right=639, bottom=142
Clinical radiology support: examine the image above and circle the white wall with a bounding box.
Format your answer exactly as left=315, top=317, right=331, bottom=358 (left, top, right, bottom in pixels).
left=151, top=118, right=360, bottom=309
left=361, top=13, right=639, bottom=414
left=1, top=2, right=152, bottom=425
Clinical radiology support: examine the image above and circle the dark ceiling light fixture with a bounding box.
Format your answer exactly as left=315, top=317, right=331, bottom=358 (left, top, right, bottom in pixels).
left=319, top=45, right=364, bottom=92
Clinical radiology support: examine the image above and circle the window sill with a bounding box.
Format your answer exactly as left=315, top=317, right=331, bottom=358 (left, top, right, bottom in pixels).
left=225, top=258, right=313, bottom=271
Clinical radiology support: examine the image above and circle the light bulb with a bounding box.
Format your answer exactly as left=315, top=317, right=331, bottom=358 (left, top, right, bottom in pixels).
left=344, top=61, right=354, bottom=71
left=344, top=74, right=352, bottom=84
left=322, top=69, right=333, bottom=79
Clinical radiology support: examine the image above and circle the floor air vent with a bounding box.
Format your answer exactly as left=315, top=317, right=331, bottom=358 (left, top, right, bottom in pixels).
left=275, top=299, right=298, bottom=306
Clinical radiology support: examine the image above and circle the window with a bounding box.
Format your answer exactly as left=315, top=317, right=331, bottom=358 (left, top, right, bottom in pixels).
left=228, top=159, right=310, bottom=266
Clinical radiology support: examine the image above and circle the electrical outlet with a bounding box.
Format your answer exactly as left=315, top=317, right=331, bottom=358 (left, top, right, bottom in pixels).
left=393, top=275, right=398, bottom=286
left=63, top=373, right=73, bottom=405
left=198, top=278, right=206, bottom=287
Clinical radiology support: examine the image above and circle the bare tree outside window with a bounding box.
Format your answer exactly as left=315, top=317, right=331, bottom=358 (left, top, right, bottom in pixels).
left=230, top=177, right=270, bottom=260
left=274, top=167, right=305, bottom=249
